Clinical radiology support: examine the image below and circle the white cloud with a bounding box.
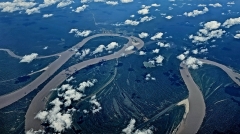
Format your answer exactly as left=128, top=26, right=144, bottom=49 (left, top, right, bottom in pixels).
left=151, top=32, right=164, bottom=40
left=77, top=79, right=97, bottom=91
left=122, top=118, right=153, bottom=134
left=89, top=95, right=102, bottom=114
left=234, top=34, right=240, bottom=39
left=204, top=21, right=221, bottom=30
left=165, top=16, right=173, bottom=19
left=0, top=0, right=37, bottom=13
left=122, top=119, right=136, bottom=134
left=74, top=5, right=88, bottom=13
left=43, top=46, right=48, bottom=50
left=106, top=1, right=118, bottom=5
left=183, top=7, right=209, bottom=17
left=124, top=19, right=139, bottom=26
left=177, top=54, right=186, bottom=61
left=140, top=16, right=155, bottom=22
left=34, top=79, right=97, bottom=133
left=25, top=7, right=40, bottom=15
left=77, top=49, right=90, bottom=59
left=138, top=8, right=149, bottom=15
left=222, top=17, right=240, bottom=28
left=183, top=56, right=204, bottom=69
left=57, top=0, right=74, bottom=8
left=192, top=49, right=198, bottom=54
left=154, top=55, right=164, bottom=64
left=20, top=53, right=38, bottom=63
left=209, top=3, right=222, bottom=7
left=227, top=1, right=235, bottom=5
left=139, top=51, right=146, bottom=55
left=81, top=0, right=90, bottom=3
left=35, top=98, right=72, bottom=132
left=43, top=14, right=53, bottom=18
left=120, top=0, right=133, bottom=3
left=69, top=29, right=92, bottom=37
left=200, top=48, right=208, bottom=53
left=93, top=44, right=105, bottom=54
left=151, top=3, right=160, bottom=7
left=189, top=21, right=226, bottom=44
left=106, top=42, right=118, bottom=50
left=152, top=49, right=159, bottom=53
left=66, top=76, right=74, bottom=82
left=125, top=46, right=134, bottom=51
left=130, top=14, right=135, bottom=17
left=157, top=42, right=170, bottom=47
left=94, top=0, right=105, bottom=2
left=198, top=4, right=206, bottom=7
left=138, top=32, right=149, bottom=38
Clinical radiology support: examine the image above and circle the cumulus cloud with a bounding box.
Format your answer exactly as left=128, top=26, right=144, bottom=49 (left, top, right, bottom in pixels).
left=35, top=79, right=97, bottom=132
left=200, top=48, right=208, bottom=53
left=155, top=55, right=164, bottom=64
left=0, top=0, right=37, bottom=13
left=89, top=95, right=102, bottom=114
left=138, top=32, right=149, bottom=38
left=192, top=49, right=198, bottom=54
left=93, top=44, right=105, bottom=54
left=151, top=3, right=160, bottom=7
left=177, top=54, right=186, bottom=61
left=227, top=1, right=235, bottom=5
left=189, top=21, right=226, bottom=44
left=234, top=34, right=240, bottom=39
left=209, top=3, right=222, bottom=7
left=122, top=119, right=136, bottom=134
left=165, top=16, right=173, bottom=19
left=183, top=7, right=209, bottom=17
left=204, top=21, right=221, bottom=30
left=120, top=0, right=133, bottom=3
left=145, top=74, right=156, bottom=81
left=35, top=98, right=72, bottom=132
left=138, top=8, right=149, bottom=15
left=106, top=1, right=118, bottom=5
left=78, top=79, right=97, bottom=91
left=74, top=5, right=88, bottom=13
left=20, top=53, right=38, bottom=63
left=222, top=17, right=240, bottom=28
left=122, top=119, right=153, bottom=134
left=125, top=45, right=135, bottom=51
left=57, top=0, right=74, bottom=8
left=152, top=49, right=159, bottom=53
left=78, top=49, right=90, bottom=59
left=151, top=32, right=164, bottom=40
left=140, top=16, right=155, bottom=22
left=124, top=19, right=139, bottom=26
left=198, top=4, right=206, bottom=7
left=157, top=42, right=170, bottom=47
left=25, top=7, right=40, bottom=15
left=43, top=14, right=53, bottom=18
left=183, top=56, right=204, bottom=69
left=66, top=76, right=74, bottom=82
left=139, top=51, right=146, bottom=55
left=69, top=29, right=92, bottom=37
left=189, top=29, right=225, bottom=44
left=106, top=42, right=119, bottom=50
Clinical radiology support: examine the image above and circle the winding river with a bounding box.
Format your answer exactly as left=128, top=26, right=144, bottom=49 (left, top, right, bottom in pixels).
left=176, top=59, right=240, bottom=134
left=1, top=34, right=240, bottom=133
